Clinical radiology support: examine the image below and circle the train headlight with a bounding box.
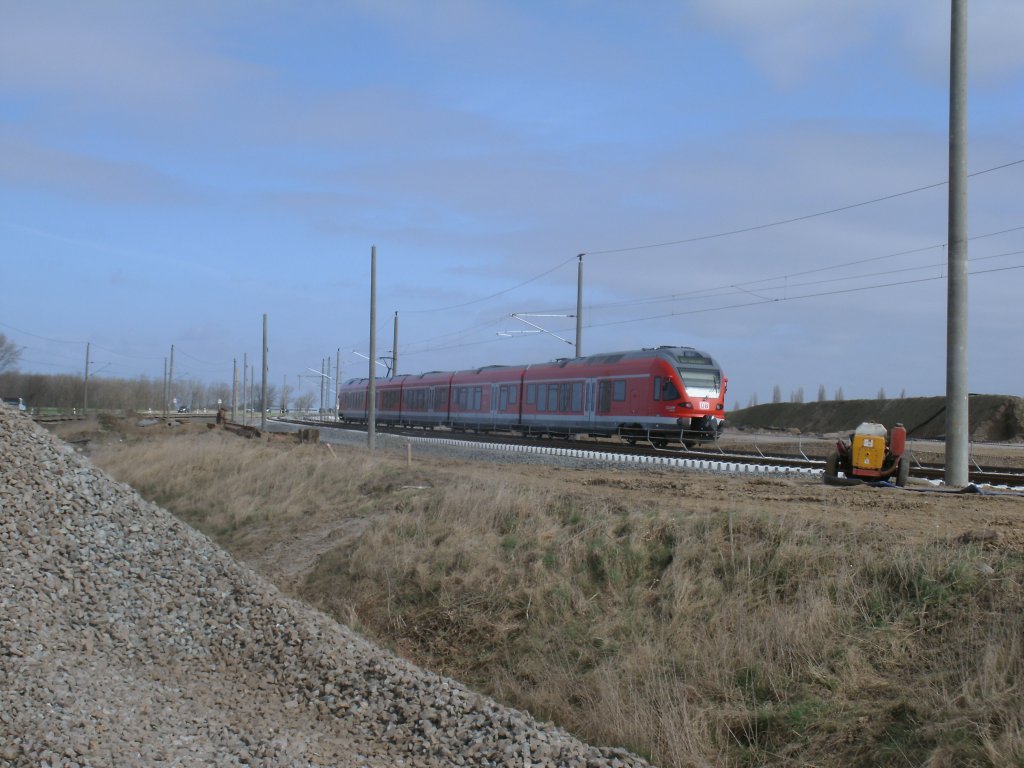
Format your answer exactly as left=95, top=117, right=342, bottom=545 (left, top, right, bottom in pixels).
left=682, top=401, right=692, bottom=409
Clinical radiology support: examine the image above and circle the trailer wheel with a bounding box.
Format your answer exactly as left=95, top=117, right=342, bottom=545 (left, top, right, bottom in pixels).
left=824, top=452, right=840, bottom=480
left=896, top=454, right=910, bottom=487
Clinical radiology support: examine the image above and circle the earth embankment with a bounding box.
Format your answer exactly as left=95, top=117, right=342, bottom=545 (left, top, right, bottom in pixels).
left=727, top=394, right=1024, bottom=441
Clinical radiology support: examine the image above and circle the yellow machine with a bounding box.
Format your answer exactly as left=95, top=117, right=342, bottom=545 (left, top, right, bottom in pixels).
left=825, top=422, right=910, bottom=486
left=851, top=423, right=887, bottom=471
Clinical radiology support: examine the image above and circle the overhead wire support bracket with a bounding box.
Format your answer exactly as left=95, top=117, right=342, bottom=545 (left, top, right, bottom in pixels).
left=496, top=313, right=575, bottom=347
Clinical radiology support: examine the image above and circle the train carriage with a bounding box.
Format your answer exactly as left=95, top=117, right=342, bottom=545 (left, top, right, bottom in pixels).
left=448, top=364, right=528, bottom=432
left=400, top=370, right=453, bottom=428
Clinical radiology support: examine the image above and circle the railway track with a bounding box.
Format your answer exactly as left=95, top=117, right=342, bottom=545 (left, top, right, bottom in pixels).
left=277, top=418, right=1024, bottom=489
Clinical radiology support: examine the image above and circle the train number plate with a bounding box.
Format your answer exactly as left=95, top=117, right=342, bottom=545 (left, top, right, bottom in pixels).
left=699, top=401, right=710, bottom=410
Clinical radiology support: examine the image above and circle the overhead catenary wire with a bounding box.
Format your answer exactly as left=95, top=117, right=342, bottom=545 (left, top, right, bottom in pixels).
left=580, top=158, right=1024, bottom=257
left=529, top=224, right=1024, bottom=316
left=393, top=158, right=1024, bottom=354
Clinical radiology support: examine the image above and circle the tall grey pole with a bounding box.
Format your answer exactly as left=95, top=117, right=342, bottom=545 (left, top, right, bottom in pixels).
left=163, top=357, right=168, bottom=416
left=83, top=342, right=90, bottom=413
left=320, top=358, right=326, bottom=414
left=169, top=344, right=175, bottom=413
left=282, top=374, right=287, bottom=413
left=392, top=311, right=399, bottom=377
left=232, top=358, right=237, bottom=421
left=249, top=365, right=254, bottom=424
left=261, top=313, right=268, bottom=432
left=335, top=348, right=341, bottom=417
left=945, top=0, right=969, bottom=487
left=242, top=352, right=248, bottom=425
left=368, top=245, right=377, bottom=451
left=575, top=254, right=584, bottom=358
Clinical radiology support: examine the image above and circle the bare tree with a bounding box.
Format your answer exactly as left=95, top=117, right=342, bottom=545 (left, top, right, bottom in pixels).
left=817, top=384, right=827, bottom=402
left=293, top=391, right=316, bottom=412
left=747, top=393, right=759, bottom=408
left=877, top=387, right=887, bottom=400
left=834, top=387, right=845, bottom=402
left=0, top=334, right=22, bottom=373
left=772, top=385, right=782, bottom=404
left=790, top=387, right=804, bottom=404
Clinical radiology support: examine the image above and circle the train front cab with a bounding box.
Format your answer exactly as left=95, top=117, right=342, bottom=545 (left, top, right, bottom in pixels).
left=658, top=347, right=726, bottom=444
left=581, top=347, right=726, bottom=447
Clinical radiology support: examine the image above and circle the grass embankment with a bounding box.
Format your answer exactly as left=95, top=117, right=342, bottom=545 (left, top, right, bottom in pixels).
left=92, top=425, right=1024, bottom=767
left=729, top=395, right=1024, bottom=442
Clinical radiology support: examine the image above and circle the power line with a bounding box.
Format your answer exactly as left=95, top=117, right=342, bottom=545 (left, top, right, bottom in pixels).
left=583, top=262, right=1024, bottom=331
left=581, top=158, right=1024, bottom=257
left=401, top=255, right=577, bottom=314
left=535, top=223, right=1024, bottom=315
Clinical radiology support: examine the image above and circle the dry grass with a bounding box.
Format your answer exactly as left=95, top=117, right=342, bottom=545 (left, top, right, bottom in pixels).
left=89, top=421, right=1024, bottom=768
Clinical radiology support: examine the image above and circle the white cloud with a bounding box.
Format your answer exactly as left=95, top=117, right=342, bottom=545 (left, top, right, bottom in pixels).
left=691, top=0, right=1024, bottom=86
left=0, top=4, right=256, bottom=111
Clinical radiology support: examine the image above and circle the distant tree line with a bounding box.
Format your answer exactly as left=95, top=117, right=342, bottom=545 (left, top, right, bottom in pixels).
left=0, top=370, right=320, bottom=414
left=740, top=384, right=908, bottom=410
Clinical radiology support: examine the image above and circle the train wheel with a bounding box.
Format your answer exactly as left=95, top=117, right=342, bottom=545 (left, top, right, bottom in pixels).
left=651, top=438, right=668, bottom=448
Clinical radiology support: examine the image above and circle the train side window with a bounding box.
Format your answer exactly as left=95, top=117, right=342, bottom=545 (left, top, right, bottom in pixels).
left=613, top=380, right=627, bottom=401
left=510, top=384, right=517, bottom=404
left=547, top=384, right=559, bottom=412
left=663, top=379, right=681, bottom=400
left=571, top=382, right=583, bottom=412
left=499, top=385, right=508, bottom=411
left=559, top=383, right=571, bottom=412
left=473, top=386, right=482, bottom=411
left=653, top=377, right=662, bottom=401
left=526, top=384, right=536, bottom=405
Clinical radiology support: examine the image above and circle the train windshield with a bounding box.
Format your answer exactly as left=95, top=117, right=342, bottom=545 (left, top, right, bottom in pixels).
left=677, top=366, right=721, bottom=395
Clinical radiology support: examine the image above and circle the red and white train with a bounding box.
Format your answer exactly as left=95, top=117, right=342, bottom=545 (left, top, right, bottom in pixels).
left=337, top=345, right=727, bottom=446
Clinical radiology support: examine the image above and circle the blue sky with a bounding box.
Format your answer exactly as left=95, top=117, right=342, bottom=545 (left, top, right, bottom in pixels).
left=2, top=1, right=1023, bottom=410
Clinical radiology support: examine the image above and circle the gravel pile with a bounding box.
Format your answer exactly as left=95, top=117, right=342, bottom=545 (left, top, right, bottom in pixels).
left=0, top=408, right=650, bottom=767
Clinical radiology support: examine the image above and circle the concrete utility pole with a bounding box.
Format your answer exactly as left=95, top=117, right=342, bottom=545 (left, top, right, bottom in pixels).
left=575, top=254, right=584, bottom=358
left=83, top=342, right=90, bottom=413
left=169, top=344, right=175, bottom=413
left=945, top=0, right=969, bottom=487
left=232, top=358, right=238, bottom=421
left=368, top=245, right=377, bottom=451
left=319, top=358, right=326, bottom=414
left=249, top=365, right=255, bottom=423
left=242, top=352, right=248, bottom=425
left=261, top=313, right=268, bottom=432
left=163, top=357, right=168, bottom=416
left=392, top=312, right=399, bottom=378
left=335, top=348, right=340, bottom=416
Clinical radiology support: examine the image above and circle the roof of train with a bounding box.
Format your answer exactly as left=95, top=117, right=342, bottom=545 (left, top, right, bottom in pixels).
left=339, top=346, right=721, bottom=386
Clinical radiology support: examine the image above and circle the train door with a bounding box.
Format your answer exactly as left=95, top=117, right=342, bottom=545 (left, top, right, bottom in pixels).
left=491, top=384, right=499, bottom=425
left=585, top=378, right=597, bottom=427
